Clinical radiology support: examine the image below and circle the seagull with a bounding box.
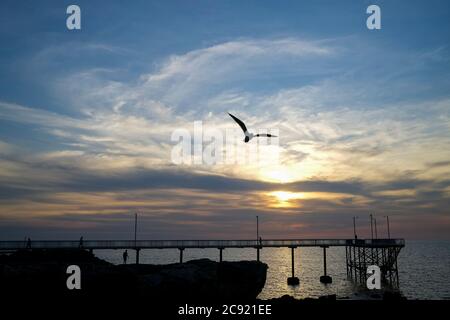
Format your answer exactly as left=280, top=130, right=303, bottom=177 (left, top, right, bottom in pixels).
left=228, top=113, right=277, bottom=143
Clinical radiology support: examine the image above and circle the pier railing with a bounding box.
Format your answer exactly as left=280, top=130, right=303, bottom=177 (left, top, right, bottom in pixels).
left=0, top=238, right=405, bottom=250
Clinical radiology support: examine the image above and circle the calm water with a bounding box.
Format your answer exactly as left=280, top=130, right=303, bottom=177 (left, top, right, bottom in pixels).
left=94, top=240, right=450, bottom=300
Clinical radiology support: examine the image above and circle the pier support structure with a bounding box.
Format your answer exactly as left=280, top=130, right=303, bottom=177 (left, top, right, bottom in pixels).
left=287, top=246, right=300, bottom=285
left=320, top=246, right=332, bottom=284
left=135, top=248, right=140, bottom=264
left=346, top=240, right=402, bottom=289
left=219, top=247, right=224, bottom=262
left=179, top=248, right=184, bottom=263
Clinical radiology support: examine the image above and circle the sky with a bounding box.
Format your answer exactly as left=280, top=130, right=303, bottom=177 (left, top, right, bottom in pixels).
left=0, top=0, right=449, bottom=240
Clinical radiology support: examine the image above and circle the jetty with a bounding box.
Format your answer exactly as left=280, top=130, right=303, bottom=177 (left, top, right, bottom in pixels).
left=0, top=238, right=404, bottom=287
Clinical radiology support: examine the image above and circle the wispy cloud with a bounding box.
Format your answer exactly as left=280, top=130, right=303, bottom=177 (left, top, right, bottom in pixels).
left=0, top=37, right=449, bottom=239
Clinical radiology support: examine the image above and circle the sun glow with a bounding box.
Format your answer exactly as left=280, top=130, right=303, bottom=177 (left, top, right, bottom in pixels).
left=264, top=170, right=291, bottom=183
left=258, top=162, right=316, bottom=183
left=272, top=191, right=303, bottom=201
left=268, top=191, right=305, bottom=207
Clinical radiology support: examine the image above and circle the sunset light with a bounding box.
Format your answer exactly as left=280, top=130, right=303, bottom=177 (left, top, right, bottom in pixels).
left=268, top=191, right=305, bottom=208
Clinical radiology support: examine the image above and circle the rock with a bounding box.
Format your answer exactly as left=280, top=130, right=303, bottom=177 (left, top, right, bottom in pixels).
left=383, top=291, right=406, bottom=301
left=287, top=276, right=300, bottom=285
left=320, top=275, right=332, bottom=284
left=318, top=294, right=336, bottom=301
left=0, top=250, right=267, bottom=301
left=114, top=258, right=267, bottom=301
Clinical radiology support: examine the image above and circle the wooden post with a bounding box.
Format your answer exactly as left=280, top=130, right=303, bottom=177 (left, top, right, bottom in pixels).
left=345, top=246, right=349, bottom=277
left=179, top=248, right=184, bottom=263
left=320, top=246, right=332, bottom=284
left=135, top=248, right=140, bottom=264
left=287, top=247, right=300, bottom=285
left=291, top=247, right=295, bottom=277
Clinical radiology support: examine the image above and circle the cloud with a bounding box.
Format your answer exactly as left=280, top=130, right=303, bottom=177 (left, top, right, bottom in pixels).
left=0, top=101, right=86, bottom=129
left=144, top=38, right=331, bottom=81
left=1, top=37, right=450, bottom=186
left=0, top=37, right=449, bottom=239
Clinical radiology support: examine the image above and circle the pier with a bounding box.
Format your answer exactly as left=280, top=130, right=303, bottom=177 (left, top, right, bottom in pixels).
left=346, top=239, right=403, bottom=288
left=0, top=238, right=404, bottom=286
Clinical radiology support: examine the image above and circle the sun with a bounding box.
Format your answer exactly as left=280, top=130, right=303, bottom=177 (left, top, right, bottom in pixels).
left=268, top=191, right=305, bottom=207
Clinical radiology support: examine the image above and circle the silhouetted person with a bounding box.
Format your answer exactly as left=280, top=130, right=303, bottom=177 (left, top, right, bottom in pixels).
left=79, top=236, right=84, bottom=248
left=259, top=236, right=262, bottom=247
left=26, top=237, right=31, bottom=249
left=123, top=250, right=128, bottom=264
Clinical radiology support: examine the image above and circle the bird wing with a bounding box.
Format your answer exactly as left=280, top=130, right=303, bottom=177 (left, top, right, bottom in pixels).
left=228, top=113, right=248, bottom=133
left=256, top=134, right=277, bottom=137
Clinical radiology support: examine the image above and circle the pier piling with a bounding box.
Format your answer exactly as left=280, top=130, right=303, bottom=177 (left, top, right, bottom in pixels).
left=287, top=246, right=300, bottom=285
left=345, top=246, right=349, bottom=277
left=179, top=248, right=184, bottom=263
left=320, top=246, right=332, bottom=284
left=135, top=248, right=140, bottom=264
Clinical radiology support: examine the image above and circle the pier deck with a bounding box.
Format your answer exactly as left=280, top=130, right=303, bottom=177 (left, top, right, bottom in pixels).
left=0, top=238, right=404, bottom=250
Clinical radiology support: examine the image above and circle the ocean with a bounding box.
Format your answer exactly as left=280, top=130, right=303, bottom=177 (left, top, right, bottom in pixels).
left=93, top=240, right=450, bottom=300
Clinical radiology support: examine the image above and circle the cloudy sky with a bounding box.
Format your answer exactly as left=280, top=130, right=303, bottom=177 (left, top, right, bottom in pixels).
left=0, top=0, right=449, bottom=240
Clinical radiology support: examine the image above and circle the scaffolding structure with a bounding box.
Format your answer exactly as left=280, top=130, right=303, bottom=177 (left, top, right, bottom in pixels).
left=345, top=239, right=404, bottom=289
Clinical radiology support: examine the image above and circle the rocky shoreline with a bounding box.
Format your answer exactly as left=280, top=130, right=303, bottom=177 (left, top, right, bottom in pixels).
left=0, top=249, right=267, bottom=301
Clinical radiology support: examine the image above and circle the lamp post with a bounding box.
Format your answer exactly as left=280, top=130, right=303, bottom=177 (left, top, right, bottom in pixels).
left=134, top=212, right=140, bottom=264
left=256, top=215, right=261, bottom=262
left=374, top=218, right=378, bottom=239
left=370, top=214, right=374, bottom=240
left=256, top=216, right=259, bottom=242
left=134, top=212, right=138, bottom=245
left=384, top=215, right=391, bottom=239
left=353, top=216, right=358, bottom=240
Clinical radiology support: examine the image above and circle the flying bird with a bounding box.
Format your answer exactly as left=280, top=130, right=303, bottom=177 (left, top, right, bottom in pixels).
left=228, top=113, right=277, bottom=143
